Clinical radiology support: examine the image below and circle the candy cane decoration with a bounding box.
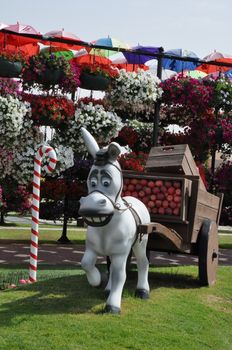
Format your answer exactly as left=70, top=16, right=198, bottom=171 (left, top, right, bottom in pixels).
left=29, top=145, right=57, bottom=283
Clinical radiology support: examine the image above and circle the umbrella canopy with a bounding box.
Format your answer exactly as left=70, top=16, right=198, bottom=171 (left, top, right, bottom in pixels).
left=90, top=36, right=130, bottom=58
left=72, top=54, right=111, bottom=66
left=197, top=58, right=232, bottom=74
left=145, top=59, right=177, bottom=80
left=203, top=50, right=232, bottom=61
left=0, top=22, right=40, bottom=55
left=123, top=45, right=161, bottom=64
left=162, top=49, right=200, bottom=72
left=179, top=70, right=207, bottom=79
left=44, top=29, right=86, bottom=51
left=4, top=22, right=40, bottom=35
left=40, top=46, right=74, bottom=60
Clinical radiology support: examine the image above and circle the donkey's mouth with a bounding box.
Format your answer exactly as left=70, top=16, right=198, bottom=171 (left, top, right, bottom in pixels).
left=83, top=214, right=113, bottom=227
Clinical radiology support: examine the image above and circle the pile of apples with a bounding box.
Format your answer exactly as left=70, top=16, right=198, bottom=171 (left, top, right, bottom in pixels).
left=122, top=177, right=182, bottom=217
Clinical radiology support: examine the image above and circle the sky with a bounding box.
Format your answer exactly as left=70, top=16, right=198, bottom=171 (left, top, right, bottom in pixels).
left=1, top=0, right=232, bottom=59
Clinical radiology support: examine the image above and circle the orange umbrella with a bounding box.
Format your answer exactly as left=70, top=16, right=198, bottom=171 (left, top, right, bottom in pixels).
left=196, top=58, right=232, bottom=74
left=72, top=54, right=111, bottom=66
left=113, top=63, right=149, bottom=72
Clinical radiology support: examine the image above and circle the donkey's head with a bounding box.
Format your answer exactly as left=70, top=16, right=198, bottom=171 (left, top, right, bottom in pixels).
left=78, top=128, right=123, bottom=226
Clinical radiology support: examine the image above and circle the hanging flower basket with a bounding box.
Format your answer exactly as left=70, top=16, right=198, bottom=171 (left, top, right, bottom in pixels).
left=0, top=57, right=23, bottom=78
left=80, top=71, right=111, bottom=91
left=22, top=53, right=81, bottom=93
left=36, top=68, right=64, bottom=85
left=22, top=94, right=75, bottom=128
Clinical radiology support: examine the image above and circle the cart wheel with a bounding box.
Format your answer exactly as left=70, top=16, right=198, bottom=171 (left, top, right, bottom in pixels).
left=198, top=219, right=218, bottom=286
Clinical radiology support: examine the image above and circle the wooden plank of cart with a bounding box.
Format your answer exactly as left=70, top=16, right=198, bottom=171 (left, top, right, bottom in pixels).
left=122, top=144, right=223, bottom=286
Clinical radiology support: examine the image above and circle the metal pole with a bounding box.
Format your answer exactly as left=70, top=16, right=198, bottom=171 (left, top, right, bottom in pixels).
left=152, top=47, right=163, bottom=146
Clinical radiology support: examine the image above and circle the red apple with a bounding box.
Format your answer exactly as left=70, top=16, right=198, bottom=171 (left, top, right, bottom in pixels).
left=160, top=186, right=167, bottom=193
left=173, top=208, right=180, bottom=216
left=152, top=187, right=160, bottom=194
left=148, top=200, right=155, bottom=208
left=156, top=193, right=165, bottom=200
left=138, top=190, right=145, bottom=198
left=150, top=194, right=157, bottom=201
left=167, top=186, right=175, bottom=195
left=162, top=200, right=169, bottom=208
left=155, top=180, right=163, bottom=187
left=173, top=181, right=181, bottom=189
left=170, top=201, right=177, bottom=209
left=124, top=178, right=130, bottom=185
left=151, top=207, right=158, bottom=214
left=147, top=181, right=155, bottom=188
left=155, top=200, right=162, bottom=208
left=165, top=207, right=172, bottom=215
left=135, top=183, right=142, bottom=191
left=166, top=194, right=173, bottom=202
left=175, top=188, right=181, bottom=196
left=164, top=181, right=172, bottom=188
left=131, top=178, right=138, bottom=185
left=132, top=191, right=138, bottom=198
left=144, top=187, right=152, bottom=195
left=158, top=207, right=165, bottom=215
left=174, top=196, right=181, bottom=203
left=140, top=179, right=148, bottom=186
left=128, top=184, right=135, bottom=192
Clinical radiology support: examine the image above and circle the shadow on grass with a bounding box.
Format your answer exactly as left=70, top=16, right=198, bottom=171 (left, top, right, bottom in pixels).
left=0, top=268, right=108, bottom=326
left=0, top=264, right=200, bottom=326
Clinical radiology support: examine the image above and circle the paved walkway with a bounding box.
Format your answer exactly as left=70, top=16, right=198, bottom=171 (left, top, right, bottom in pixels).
left=0, top=242, right=231, bottom=266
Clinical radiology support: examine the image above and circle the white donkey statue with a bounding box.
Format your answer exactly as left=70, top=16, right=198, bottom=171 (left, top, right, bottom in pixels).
left=79, top=128, right=150, bottom=314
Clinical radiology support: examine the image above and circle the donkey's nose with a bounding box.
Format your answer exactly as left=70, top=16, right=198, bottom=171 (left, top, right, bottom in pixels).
left=99, top=198, right=107, bottom=206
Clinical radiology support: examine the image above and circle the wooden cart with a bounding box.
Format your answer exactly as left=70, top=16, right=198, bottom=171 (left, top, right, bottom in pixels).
left=122, top=145, right=223, bottom=286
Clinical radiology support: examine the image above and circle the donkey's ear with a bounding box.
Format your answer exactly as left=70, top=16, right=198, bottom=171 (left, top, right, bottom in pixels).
left=108, top=142, right=121, bottom=161
left=81, top=127, right=100, bottom=158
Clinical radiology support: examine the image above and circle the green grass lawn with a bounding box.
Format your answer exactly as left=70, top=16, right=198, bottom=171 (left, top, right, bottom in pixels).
left=0, top=265, right=231, bottom=350
left=0, top=226, right=231, bottom=248
left=0, top=227, right=86, bottom=244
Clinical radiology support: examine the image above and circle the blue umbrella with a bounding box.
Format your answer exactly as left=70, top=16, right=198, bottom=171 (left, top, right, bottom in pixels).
left=162, top=49, right=200, bottom=72
left=123, top=45, right=162, bottom=64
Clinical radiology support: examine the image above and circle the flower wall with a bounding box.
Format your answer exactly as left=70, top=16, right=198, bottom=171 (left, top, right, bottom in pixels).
left=0, top=49, right=232, bottom=224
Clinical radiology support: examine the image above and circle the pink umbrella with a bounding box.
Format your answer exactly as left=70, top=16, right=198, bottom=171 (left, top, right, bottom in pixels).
left=44, top=29, right=86, bottom=50
left=4, top=22, right=40, bottom=35
left=203, top=50, right=231, bottom=61
left=44, top=29, right=80, bottom=40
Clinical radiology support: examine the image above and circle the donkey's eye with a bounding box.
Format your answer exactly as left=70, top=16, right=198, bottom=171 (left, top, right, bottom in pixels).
left=90, top=177, right=98, bottom=187
left=101, top=177, right=111, bottom=187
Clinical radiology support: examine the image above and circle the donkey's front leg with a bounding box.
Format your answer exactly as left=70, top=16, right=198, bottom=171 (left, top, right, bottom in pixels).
left=105, top=254, right=127, bottom=314
left=81, top=248, right=101, bottom=287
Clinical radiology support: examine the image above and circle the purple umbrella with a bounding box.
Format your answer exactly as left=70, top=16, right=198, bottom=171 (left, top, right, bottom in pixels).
left=123, top=45, right=162, bottom=64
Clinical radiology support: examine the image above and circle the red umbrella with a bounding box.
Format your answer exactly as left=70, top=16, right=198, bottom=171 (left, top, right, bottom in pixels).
left=0, top=22, right=40, bottom=55
left=72, top=54, right=111, bottom=66
left=196, top=58, right=232, bottom=74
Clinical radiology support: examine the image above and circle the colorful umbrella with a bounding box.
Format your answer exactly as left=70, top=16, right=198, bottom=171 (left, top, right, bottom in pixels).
left=122, top=45, right=161, bottom=64
left=0, top=22, right=40, bottom=55
left=203, top=50, right=231, bottom=61
left=162, top=49, right=200, bottom=72
left=72, top=54, right=111, bottom=66
left=90, top=36, right=130, bottom=58
left=40, top=46, right=74, bottom=60
left=179, top=70, right=207, bottom=79
left=197, top=58, right=232, bottom=74
left=44, top=29, right=86, bottom=51
left=4, top=22, right=40, bottom=35
left=145, top=59, right=177, bottom=80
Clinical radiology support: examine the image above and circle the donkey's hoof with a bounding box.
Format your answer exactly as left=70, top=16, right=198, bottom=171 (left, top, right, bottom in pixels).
left=104, top=305, right=121, bottom=314
left=135, top=289, right=149, bottom=299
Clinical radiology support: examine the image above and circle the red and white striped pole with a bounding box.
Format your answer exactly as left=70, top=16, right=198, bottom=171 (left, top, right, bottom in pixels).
left=29, top=145, right=57, bottom=283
